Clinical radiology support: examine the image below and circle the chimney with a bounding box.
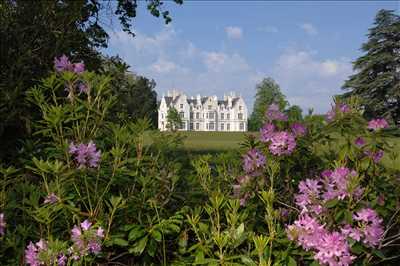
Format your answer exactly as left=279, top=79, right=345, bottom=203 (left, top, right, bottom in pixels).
left=196, top=94, right=201, bottom=105
left=228, top=96, right=232, bottom=107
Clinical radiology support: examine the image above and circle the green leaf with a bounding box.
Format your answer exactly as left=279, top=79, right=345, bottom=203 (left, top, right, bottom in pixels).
left=147, top=239, right=157, bottom=257
left=151, top=229, right=162, bottom=242
left=128, top=227, right=146, bottom=241
left=130, top=236, right=148, bottom=255
left=288, top=256, right=297, bottom=266
left=325, top=198, right=339, bottom=208
left=112, top=238, right=129, bottom=247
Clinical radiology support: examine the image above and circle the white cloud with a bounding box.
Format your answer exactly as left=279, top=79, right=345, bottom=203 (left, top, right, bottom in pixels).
left=300, top=23, right=318, bottom=36
left=150, top=58, right=177, bottom=73
left=272, top=49, right=353, bottom=112
left=202, top=52, right=250, bottom=73
left=258, top=25, right=279, bottom=33
left=225, top=26, right=243, bottom=39
left=107, top=26, right=353, bottom=114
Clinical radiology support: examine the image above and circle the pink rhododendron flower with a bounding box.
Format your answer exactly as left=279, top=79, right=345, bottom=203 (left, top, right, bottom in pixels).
left=69, top=141, right=101, bottom=168
left=0, top=213, right=5, bottom=236
left=295, top=179, right=323, bottom=214
left=54, top=55, right=74, bottom=72
left=265, top=103, right=288, bottom=121
left=290, top=122, right=307, bottom=137
left=321, top=167, right=360, bottom=201
left=367, top=118, right=389, bottom=131
left=314, top=232, right=355, bottom=266
left=354, top=137, right=366, bottom=147
left=353, top=208, right=384, bottom=247
left=54, top=55, right=85, bottom=74
left=73, top=62, right=85, bottom=74
left=326, top=103, right=351, bottom=122
left=268, top=131, right=296, bottom=155
left=81, top=220, right=92, bottom=231
left=365, top=149, right=384, bottom=163
left=259, top=122, right=275, bottom=142
left=242, top=148, right=266, bottom=173
left=25, top=239, right=48, bottom=266
left=70, top=220, right=104, bottom=258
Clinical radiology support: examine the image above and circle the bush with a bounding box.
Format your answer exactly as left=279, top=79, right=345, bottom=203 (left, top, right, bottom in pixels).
left=0, top=57, right=399, bottom=265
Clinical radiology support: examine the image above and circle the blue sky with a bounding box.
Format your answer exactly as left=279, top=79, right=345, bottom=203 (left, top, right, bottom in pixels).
left=104, top=1, right=399, bottom=114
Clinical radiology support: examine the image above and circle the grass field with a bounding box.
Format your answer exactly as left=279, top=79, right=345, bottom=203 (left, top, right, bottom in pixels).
left=151, top=131, right=400, bottom=170
left=179, top=131, right=250, bottom=151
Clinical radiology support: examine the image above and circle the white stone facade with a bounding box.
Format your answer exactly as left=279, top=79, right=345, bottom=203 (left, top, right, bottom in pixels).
left=158, top=90, right=248, bottom=132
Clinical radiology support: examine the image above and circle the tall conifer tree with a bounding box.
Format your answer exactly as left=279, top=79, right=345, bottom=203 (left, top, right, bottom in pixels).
left=342, top=9, right=400, bottom=124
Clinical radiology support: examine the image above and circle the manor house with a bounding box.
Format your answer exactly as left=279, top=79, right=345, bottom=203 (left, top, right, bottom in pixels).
left=158, top=90, right=248, bottom=132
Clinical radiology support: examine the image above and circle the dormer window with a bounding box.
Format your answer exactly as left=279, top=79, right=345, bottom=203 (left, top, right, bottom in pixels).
left=208, top=105, right=212, bottom=110
left=239, top=106, right=242, bottom=111
left=180, top=104, right=183, bottom=109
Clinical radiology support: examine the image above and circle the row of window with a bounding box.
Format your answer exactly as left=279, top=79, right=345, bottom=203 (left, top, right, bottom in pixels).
left=179, top=104, right=243, bottom=111
left=185, top=122, right=245, bottom=131
left=178, top=112, right=244, bottom=120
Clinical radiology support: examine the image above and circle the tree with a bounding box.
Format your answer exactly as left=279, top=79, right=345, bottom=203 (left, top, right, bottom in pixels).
left=0, top=0, right=182, bottom=160
left=166, top=108, right=182, bottom=131
left=102, top=56, right=158, bottom=127
left=248, top=77, right=288, bottom=131
left=342, top=9, right=400, bottom=124
left=286, top=105, right=303, bottom=122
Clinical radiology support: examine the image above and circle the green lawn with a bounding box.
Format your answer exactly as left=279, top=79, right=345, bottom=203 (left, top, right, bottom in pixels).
left=179, top=131, right=250, bottom=151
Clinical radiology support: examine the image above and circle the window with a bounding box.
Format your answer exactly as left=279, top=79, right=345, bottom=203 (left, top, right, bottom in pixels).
left=180, top=104, right=183, bottom=109
left=221, top=113, right=224, bottom=120
left=196, top=123, right=199, bottom=130
left=239, top=106, right=242, bottom=111
left=209, top=112, right=214, bottom=119
left=179, top=112, right=184, bottom=118
left=208, top=105, right=212, bottom=110
left=180, top=122, right=185, bottom=130
left=227, top=123, right=230, bottom=131
left=190, top=123, right=194, bottom=130
left=206, top=123, right=209, bottom=130
left=227, top=114, right=230, bottom=120
left=206, top=113, right=208, bottom=119
left=221, top=123, right=224, bottom=131
left=196, top=112, right=200, bottom=119
left=238, top=113, right=243, bottom=120
left=190, top=112, right=193, bottom=119
left=240, top=122, right=244, bottom=131
left=209, top=122, right=214, bottom=130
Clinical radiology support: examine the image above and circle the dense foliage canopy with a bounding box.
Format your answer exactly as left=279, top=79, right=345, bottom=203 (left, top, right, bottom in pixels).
left=342, top=9, right=400, bottom=124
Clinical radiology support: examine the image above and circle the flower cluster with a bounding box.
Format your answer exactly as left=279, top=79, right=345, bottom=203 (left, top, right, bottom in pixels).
left=290, top=122, right=307, bottom=137
left=0, top=213, right=6, bottom=236
left=69, top=220, right=104, bottom=260
left=69, top=141, right=101, bottom=168
left=288, top=167, right=384, bottom=265
left=354, top=136, right=366, bottom=147
left=54, top=55, right=85, bottom=74
left=25, top=239, right=67, bottom=266
left=25, top=221, right=104, bottom=265
left=287, top=215, right=355, bottom=266
left=242, top=148, right=266, bottom=174
left=265, top=103, right=288, bottom=121
left=259, top=104, right=306, bottom=156
left=326, top=103, right=351, bottom=122
left=367, top=118, right=389, bottom=131
left=365, top=149, right=384, bottom=163
left=268, top=131, right=297, bottom=156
